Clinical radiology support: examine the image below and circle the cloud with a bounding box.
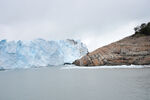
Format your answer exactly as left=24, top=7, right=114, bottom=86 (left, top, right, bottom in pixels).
left=0, top=0, right=150, bottom=51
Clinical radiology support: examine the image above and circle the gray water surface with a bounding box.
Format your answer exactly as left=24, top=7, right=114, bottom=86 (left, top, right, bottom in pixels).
left=0, top=66, right=150, bottom=100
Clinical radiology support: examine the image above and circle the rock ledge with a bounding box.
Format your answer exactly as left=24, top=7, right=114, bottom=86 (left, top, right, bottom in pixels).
left=73, top=22, right=150, bottom=66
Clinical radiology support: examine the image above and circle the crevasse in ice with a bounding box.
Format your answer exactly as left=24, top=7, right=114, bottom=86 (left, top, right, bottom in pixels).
left=0, top=39, right=88, bottom=69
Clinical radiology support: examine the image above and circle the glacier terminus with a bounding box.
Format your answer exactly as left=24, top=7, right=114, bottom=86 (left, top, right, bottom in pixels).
left=0, top=39, right=88, bottom=69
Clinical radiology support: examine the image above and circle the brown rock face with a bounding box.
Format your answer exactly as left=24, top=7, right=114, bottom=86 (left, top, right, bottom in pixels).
left=73, top=35, right=150, bottom=66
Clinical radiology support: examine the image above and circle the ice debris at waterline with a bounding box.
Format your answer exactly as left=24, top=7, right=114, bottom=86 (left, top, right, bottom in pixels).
left=62, top=65, right=149, bottom=69
left=0, top=39, right=88, bottom=69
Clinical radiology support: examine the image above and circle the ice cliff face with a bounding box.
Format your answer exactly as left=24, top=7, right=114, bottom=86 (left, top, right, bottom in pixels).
left=0, top=39, right=88, bottom=69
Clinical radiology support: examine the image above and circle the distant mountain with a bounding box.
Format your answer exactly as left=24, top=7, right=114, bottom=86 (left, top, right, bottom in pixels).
left=73, top=22, right=150, bottom=66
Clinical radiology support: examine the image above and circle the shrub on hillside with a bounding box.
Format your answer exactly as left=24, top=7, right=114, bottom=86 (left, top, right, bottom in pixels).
left=134, top=22, right=150, bottom=35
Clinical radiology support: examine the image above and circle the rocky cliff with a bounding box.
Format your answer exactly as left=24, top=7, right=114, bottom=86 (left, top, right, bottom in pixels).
left=73, top=22, right=150, bottom=66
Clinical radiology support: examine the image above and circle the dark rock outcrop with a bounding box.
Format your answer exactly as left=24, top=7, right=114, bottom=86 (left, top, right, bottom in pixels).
left=73, top=22, right=150, bottom=66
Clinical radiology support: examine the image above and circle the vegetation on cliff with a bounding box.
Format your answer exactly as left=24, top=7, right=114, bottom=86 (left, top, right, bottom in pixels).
left=133, top=22, right=150, bottom=37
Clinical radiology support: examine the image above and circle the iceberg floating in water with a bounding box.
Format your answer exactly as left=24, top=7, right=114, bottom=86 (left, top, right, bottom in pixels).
left=0, top=39, right=88, bottom=69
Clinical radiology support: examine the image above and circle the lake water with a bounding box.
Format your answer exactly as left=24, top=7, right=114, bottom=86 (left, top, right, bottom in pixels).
left=0, top=65, right=150, bottom=100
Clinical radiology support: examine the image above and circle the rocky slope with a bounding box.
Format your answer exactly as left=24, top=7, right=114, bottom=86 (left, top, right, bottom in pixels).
left=73, top=22, right=150, bottom=66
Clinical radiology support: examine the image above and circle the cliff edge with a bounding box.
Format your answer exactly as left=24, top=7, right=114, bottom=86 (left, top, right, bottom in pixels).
left=73, top=22, right=150, bottom=66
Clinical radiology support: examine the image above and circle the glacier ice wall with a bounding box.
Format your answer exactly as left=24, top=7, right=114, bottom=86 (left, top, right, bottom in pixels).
left=0, top=39, right=88, bottom=69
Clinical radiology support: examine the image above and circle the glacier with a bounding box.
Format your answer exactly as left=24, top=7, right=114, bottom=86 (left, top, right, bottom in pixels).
left=0, top=39, right=88, bottom=69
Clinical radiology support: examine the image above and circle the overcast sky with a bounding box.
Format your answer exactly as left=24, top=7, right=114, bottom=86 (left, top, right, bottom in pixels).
left=0, top=0, right=150, bottom=51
